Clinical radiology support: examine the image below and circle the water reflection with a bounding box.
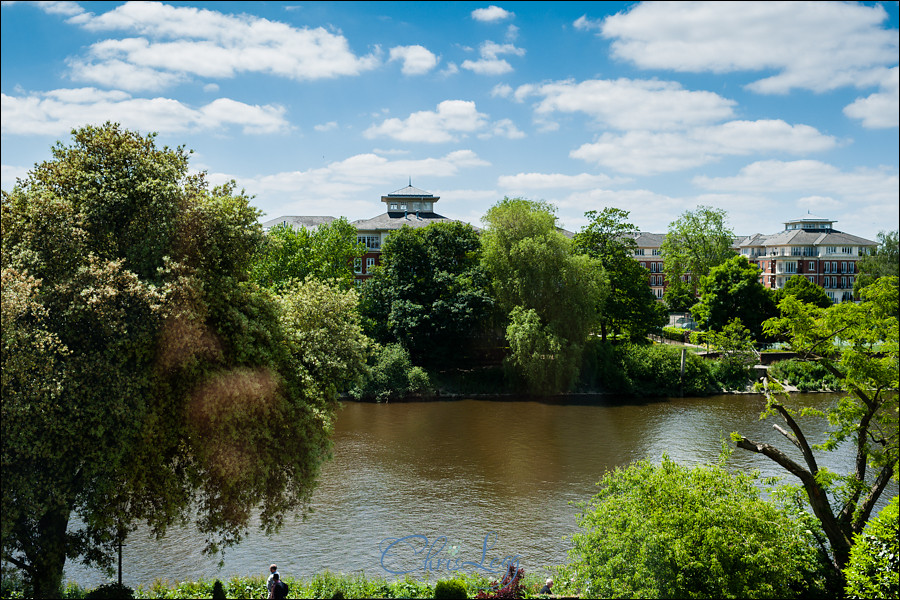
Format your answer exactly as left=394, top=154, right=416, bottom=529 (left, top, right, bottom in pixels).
left=63, top=393, right=897, bottom=589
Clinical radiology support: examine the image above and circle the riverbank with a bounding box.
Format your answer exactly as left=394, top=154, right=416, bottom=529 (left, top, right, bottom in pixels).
left=5, top=571, right=560, bottom=599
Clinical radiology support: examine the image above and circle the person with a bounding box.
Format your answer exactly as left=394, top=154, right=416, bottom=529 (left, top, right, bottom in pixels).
left=540, top=578, right=553, bottom=594
left=266, top=564, right=279, bottom=599
left=272, top=572, right=289, bottom=600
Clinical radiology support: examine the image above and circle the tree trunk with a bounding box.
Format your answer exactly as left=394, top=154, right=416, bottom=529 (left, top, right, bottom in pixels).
left=29, top=507, right=70, bottom=599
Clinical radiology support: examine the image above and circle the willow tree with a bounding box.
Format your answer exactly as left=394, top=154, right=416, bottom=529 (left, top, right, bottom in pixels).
left=1, top=124, right=367, bottom=597
left=733, top=277, right=898, bottom=577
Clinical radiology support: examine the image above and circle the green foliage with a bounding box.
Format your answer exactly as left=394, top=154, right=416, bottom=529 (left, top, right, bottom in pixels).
left=844, top=496, right=899, bottom=599
left=350, top=343, right=432, bottom=402
left=0, top=124, right=351, bottom=598
left=359, top=221, right=493, bottom=366
left=663, top=278, right=698, bottom=313
left=211, top=579, right=226, bottom=600
left=562, top=457, right=832, bottom=599
left=773, top=274, right=832, bottom=309
left=434, top=578, right=468, bottom=599
left=574, top=208, right=667, bottom=341
left=692, top=255, right=776, bottom=341
left=661, top=205, right=735, bottom=293
left=768, top=358, right=842, bottom=391
left=736, top=276, right=899, bottom=572
left=85, top=583, right=134, bottom=599
left=855, top=230, right=899, bottom=295
left=482, top=198, right=606, bottom=394
left=250, top=218, right=364, bottom=291
left=661, top=326, right=689, bottom=342
left=580, top=341, right=717, bottom=396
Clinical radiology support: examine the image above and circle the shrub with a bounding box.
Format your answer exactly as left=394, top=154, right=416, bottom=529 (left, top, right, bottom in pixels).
left=768, top=358, right=842, bottom=391
left=623, top=344, right=717, bottom=396
left=844, top=496, right=899, bottom=599
left=212, top=579, right=226, bottom=600
left=661, top=326, right=689, bottom=342
left=709, top=358, right=753, bottom=391
left=350, top=343, right=432, bottom=401
left=561, top=457, right=831, bottom=599
left=84, top=583, right=134, bottom=600
left=435, top=578, right=468, bottom=599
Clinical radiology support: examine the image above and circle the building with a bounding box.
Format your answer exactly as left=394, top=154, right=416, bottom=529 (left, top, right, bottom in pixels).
left=629, top=214, right=876, bottom=304
left=261, top=184, right=470, bottom=281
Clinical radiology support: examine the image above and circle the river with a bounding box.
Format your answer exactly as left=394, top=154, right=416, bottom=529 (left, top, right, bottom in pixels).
left=63, top=392, right=897, bottom=589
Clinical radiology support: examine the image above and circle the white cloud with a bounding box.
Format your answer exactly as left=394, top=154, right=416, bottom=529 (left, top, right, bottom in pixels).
left=694, top=160, right=899, bottom=206
left=573, top=15, right=602, bottom=32
left=388, top=45, right=438, bottom=75
left=61, top=2, right=380, bottom=91
left=203, top=82, right=219, bottom=93
left=1, top=87, right=289, bottom=136
left=471, top=6, right=513, bottom=23
left=30, top=1, right=85, bottom=17
left=364, top=100, right=489, bottom=143
left=1, top=163, right=30, bottom=190
left=314, top=121, right=338, bottom=132
left=572, top=120, right=837, bottom=174
left=480, top=118, right=525, bottom=140
left=505, top=24, right=519, bottom=42
left=491, top=83, right=513, bottom=98
left=461, top=41, right=525, bottom=75
left=843, top=67, right=900, bottom=128
left=599, top=1, right=899, bottom=94
left=516, top=78, right=735, bottom=130
left=497, top=172, right=619, bottom=190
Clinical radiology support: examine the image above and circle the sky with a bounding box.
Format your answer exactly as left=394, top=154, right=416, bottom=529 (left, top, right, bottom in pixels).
left=2, top=1, right=898, bottom=241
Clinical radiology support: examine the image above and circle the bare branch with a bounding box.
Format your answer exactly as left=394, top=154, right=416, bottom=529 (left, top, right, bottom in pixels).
left=771, top=402, right=820, bottom=475
left=773, top=424, right=802, bottom=451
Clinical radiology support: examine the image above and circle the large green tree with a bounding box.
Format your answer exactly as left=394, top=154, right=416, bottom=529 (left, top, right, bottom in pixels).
left=574, top=208, right=667, bottom=342
left=692, top=255, right=777, bottom=341
left=734, top=276, right=899, bottom=577
left=481, top=198, right=605, bottom=394
left=250, top=218, right=364, bottom=291
left=359, top=221, right=493, bottom=365
left=855, top=230, right=899, bottom=295
left=661, top=205, right=735, bottom=309
left=773, top=274, right=832, bottom=309
left=0, top=124, right=366, bottom=597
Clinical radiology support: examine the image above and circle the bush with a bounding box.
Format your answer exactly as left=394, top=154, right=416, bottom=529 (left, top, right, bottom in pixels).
left=85, top=583, right=134, bottom=600
left=212, top=579, right=226, bottom=600
left=709, top=358, right=753, bottom=391
left=435, top=578, right=468, bottom=599
left=350, top=343, right=432, bottom=401
left=844, top=496, right=899, bottom=599
left=661, top=326, right=689, bottom=342
left=561, top=457, right=831, bottom=599
left=769, top=358, right=842, bottom=391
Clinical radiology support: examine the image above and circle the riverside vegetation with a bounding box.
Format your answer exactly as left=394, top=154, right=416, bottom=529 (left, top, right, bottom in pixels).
left=3, top=125, right=897, bottom=599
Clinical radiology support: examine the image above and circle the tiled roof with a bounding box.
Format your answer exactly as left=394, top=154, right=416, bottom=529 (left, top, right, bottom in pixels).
left=261, top=215, right=336, bottom=230
left=739, top=230, right=876, bottom=247
left=384, top=185, right=435, bottom=197
left=353, top=211, right=463, bottom=231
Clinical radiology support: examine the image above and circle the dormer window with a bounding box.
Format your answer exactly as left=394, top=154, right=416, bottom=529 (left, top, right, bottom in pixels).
left=412, top=202, right=421, bottom=211
left=390, top=203, right=398, bottom=210
left=400, top=203, right=407, bottom=211
left=423, top=202, right=432, bottom=211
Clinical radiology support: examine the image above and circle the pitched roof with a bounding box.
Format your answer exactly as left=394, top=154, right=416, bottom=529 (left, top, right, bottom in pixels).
left=352, top=211, right=461, bottom=231
left=383, top=185, right=436, bottom=198
left=261, top=215, right=337, bottom=230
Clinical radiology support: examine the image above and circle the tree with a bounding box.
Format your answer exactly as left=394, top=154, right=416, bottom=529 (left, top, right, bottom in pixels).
left=250, top=218, right=364, bottom=291
left=691, top=255, right=776, bottom=341
left=843, top=495, right=899, bottom=599
left=359, top=221, right=493, bottom=365
left=1, top=124, right=364, bottom=597
left=661, top=206, right=735, bottom=307
left=855, top=230, right=899, bottom=295
left=574, top=208, right=667, bottom=342
left=560, top=457, right=831, bottom=599
left=481, top=198, right=605, bottom=394
left=733, top=276, right=899, bottom=577
left=773, top=274, right=832, bottom=309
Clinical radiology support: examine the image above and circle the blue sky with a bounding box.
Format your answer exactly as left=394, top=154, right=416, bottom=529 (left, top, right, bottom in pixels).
left=2, top=1, right=898, bottom=240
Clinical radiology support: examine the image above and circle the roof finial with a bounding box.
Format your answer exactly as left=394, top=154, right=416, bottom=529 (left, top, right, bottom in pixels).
left=409, top=176, right=411, bottom=186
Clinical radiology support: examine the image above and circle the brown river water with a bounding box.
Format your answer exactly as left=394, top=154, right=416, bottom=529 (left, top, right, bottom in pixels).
left=63, top=393, right=897, bottom=589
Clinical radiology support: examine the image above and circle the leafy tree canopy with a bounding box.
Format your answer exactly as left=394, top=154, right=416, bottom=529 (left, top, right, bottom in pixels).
left=661, top=205, right=735, bottom=298
left=359, top=221, right=493, bottom=365
left=561, top=457, right=832, bottom=599
left=773, top=274, right=832, bottom=309
left=692, top=255, right=776, bottom=341
left=734, top=276, right=899, bottom=576
left=855, top=230, right=899, bottom=295
left=843, top=495, right=899, bottom=599
left=574, top=208, right=667, bottom=341
left=481, top=198, right=606, bottom=393
left=1, top=124, right=363, bottom=598
left=250, top=218, right=364, bottom=291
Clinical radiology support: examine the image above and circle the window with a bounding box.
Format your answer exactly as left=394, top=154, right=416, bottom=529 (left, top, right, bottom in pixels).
left=849, top=262, right=855, bottom=273
left=652, top=248, right=661, bottom=256
left=353, top=258, right=362, bottom=274
left=656, top=288, right=664, bottom=298
left=832, top=261, right=837, bottom=273
left=809, top=261, right=815, bottom=271
left=841, top=247, right=852, bottom=254
left=423, top=202, right=432, bottom=211
left=635, top=249, right=645, bottom=256
left=840, top=262, right=846, bottom=273
left=841, top=276, right=847, bottom=289
left=357, top=235, right=381, bottom=250
left=400, top=203, right=407, bottom=211
left=785, top=262, right=797, bottom=274
left=366, top=258, right=376, bottom=273
left=390, top=203, right=398, bottom=210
